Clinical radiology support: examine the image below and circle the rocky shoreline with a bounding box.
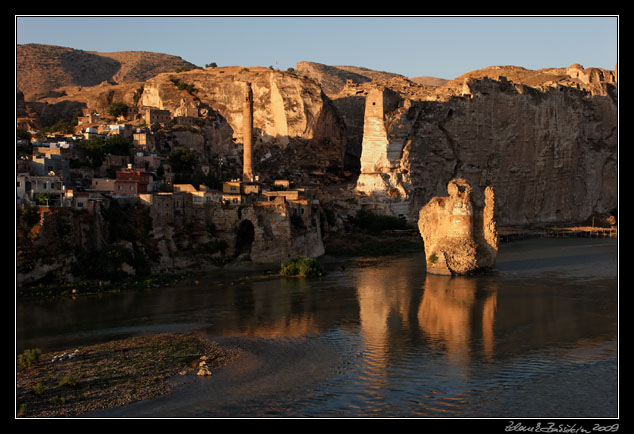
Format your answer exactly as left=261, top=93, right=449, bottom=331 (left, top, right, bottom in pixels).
left=16, top=332, right=240, bottom=418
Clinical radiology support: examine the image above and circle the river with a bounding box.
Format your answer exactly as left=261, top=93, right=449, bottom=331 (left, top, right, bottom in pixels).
left=15, top=238, right=619, bottom=418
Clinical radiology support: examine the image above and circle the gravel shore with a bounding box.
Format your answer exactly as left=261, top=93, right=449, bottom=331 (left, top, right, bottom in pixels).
left=16, top=332, right=240, bottom=418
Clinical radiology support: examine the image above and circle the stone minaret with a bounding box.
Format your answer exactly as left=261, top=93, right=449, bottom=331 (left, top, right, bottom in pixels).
left=242, top=82, right=254, bottom=182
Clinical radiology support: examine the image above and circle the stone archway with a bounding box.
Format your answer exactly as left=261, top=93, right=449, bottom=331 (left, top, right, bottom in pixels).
left=235, top=219, right=255, bottom=256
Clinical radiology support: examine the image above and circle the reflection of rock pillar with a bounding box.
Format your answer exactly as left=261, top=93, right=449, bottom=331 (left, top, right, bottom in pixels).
left=243, top=82, right=254, bottom=182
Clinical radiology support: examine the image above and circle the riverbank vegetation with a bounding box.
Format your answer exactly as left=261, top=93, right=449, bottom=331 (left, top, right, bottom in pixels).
left=16, top=332, right=240, bottom=418
left=280, top=256, right=324, bottom=278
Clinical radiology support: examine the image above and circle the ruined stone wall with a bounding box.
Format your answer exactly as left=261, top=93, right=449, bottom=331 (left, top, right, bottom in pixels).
left=144, top=193, right=325, bottom=268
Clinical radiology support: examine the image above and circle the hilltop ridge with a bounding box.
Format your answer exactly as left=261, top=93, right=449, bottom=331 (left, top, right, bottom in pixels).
left=17, top=44, right=197, bottom=101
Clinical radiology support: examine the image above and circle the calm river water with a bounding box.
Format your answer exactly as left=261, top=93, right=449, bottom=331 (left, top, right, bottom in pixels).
left=16, top=238, right=619, bottom=418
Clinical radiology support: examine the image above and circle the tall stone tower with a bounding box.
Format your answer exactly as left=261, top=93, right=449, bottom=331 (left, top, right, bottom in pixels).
left=242, top=82, right=254, bottom=182
left=354, top=85, right=411, bottom=218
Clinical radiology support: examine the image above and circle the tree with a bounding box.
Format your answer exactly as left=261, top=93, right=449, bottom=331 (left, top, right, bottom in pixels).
left=168, top=148, right=196, bottom=173
left=76, top=135, right=132, bottom=168
left=108, top=102, right=129, bottom=118
left=205, top=62, right=217, bottom=68
left=104, top=135, right=132, bottom=156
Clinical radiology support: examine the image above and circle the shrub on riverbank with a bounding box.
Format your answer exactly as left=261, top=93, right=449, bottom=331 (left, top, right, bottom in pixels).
left=280, top=256, right=323, bottom=278
left=18, top=348, right=41, bottom=369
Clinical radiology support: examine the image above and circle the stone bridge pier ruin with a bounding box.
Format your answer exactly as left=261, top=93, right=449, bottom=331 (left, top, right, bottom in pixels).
left=418, top=178, right=498, bottom=275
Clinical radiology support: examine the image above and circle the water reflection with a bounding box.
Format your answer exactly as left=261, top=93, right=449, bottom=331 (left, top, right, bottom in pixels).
left=418, top=275, right=498, bottom=364
left=354, top=262, right=499, bottom=386
left=355, top=263, right=419, bottom=371
left=16, top=239, right=619, bottom=417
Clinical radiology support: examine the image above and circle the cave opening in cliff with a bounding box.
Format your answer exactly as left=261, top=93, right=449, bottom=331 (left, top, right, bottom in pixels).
left=235, top=219, right=255, bottom=256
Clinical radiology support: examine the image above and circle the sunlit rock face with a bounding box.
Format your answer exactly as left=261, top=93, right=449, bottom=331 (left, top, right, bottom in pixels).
left=140, top=66, right=348, bottom=178
left=345, top=67, right=617, bottom=227
left=418, top=178, right=498, bottom=275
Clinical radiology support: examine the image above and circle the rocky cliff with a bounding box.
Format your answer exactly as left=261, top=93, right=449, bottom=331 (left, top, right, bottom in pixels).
left=139, top=66, right=347, bottom=176
left=347, top=65, right=618, bottom=227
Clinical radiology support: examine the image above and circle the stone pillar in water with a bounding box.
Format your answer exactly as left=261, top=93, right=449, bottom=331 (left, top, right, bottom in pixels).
left=418, top=178, right=498, bottom=275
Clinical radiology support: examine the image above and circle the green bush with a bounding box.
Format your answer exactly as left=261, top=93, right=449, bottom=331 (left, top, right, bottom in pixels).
left=58, top=375, right=77, bottom=388
left=32, top=383, right=45, bottom=396
left=51, top=396, right=65, bottom=406
left=281, top=256, right=323, bottom=278
left=18, top=348, right=41, bottom=369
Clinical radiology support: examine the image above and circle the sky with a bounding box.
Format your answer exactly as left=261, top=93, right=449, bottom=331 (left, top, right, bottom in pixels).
left=15, top=15, right=618, bottom=80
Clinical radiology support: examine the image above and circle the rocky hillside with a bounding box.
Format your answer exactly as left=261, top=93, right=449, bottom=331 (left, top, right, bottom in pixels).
left=17, top=44, right=197, bottom=101
left=409, top=76, right=449, bottom=87
left=295, top=61, right=404, bottom=95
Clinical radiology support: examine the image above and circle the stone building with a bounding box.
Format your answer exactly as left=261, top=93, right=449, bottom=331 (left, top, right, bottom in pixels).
left=16, top=174, right=65, bottom=205
left=133, top=131, right=156, bottom=150
left=144, top=107, right=171, bottom=125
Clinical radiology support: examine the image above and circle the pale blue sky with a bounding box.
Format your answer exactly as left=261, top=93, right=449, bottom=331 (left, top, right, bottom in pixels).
left=15, top=15, right=618, bottom=80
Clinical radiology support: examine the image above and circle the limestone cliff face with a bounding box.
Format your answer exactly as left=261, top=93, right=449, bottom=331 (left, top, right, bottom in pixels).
left=140, top=67, right=347, bottom=174
left=352, top=66, right=618, bottom=227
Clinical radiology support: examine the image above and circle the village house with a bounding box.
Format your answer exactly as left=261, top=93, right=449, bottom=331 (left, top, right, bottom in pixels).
left=172, top=116, right=197, bottom=126
left=16, top=155, right=31, bottom=173
left=91, top=177, right=116, bottom=193
left=114, top=167, right=152, bottom=195
left=82, top=127, right=99, bottom=140
left=78, top=112, right=101, bottom=126
left=64, top=189, right=105, bottom=213
left=30, top=153, right=71, bottom=187
left=134, top=152, right=165, bottom=172
left=16, top=173, right=65, bottom=205
left=33, top=141, right=73, bottom=159
left=100, top=154, right=131, bottom=176
left=174, top=184, right=223, bottom=205
left=117, top=106, right=139, bottom=122
left=132, top=131, right=156, bottom=150
left=221, top=180, right=249, bottom=205
left=144, top=108, right=171, bottom=125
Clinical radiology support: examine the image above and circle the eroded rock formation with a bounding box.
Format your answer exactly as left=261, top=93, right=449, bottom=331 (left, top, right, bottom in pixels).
left=418, top=178, right=498, bottom=275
